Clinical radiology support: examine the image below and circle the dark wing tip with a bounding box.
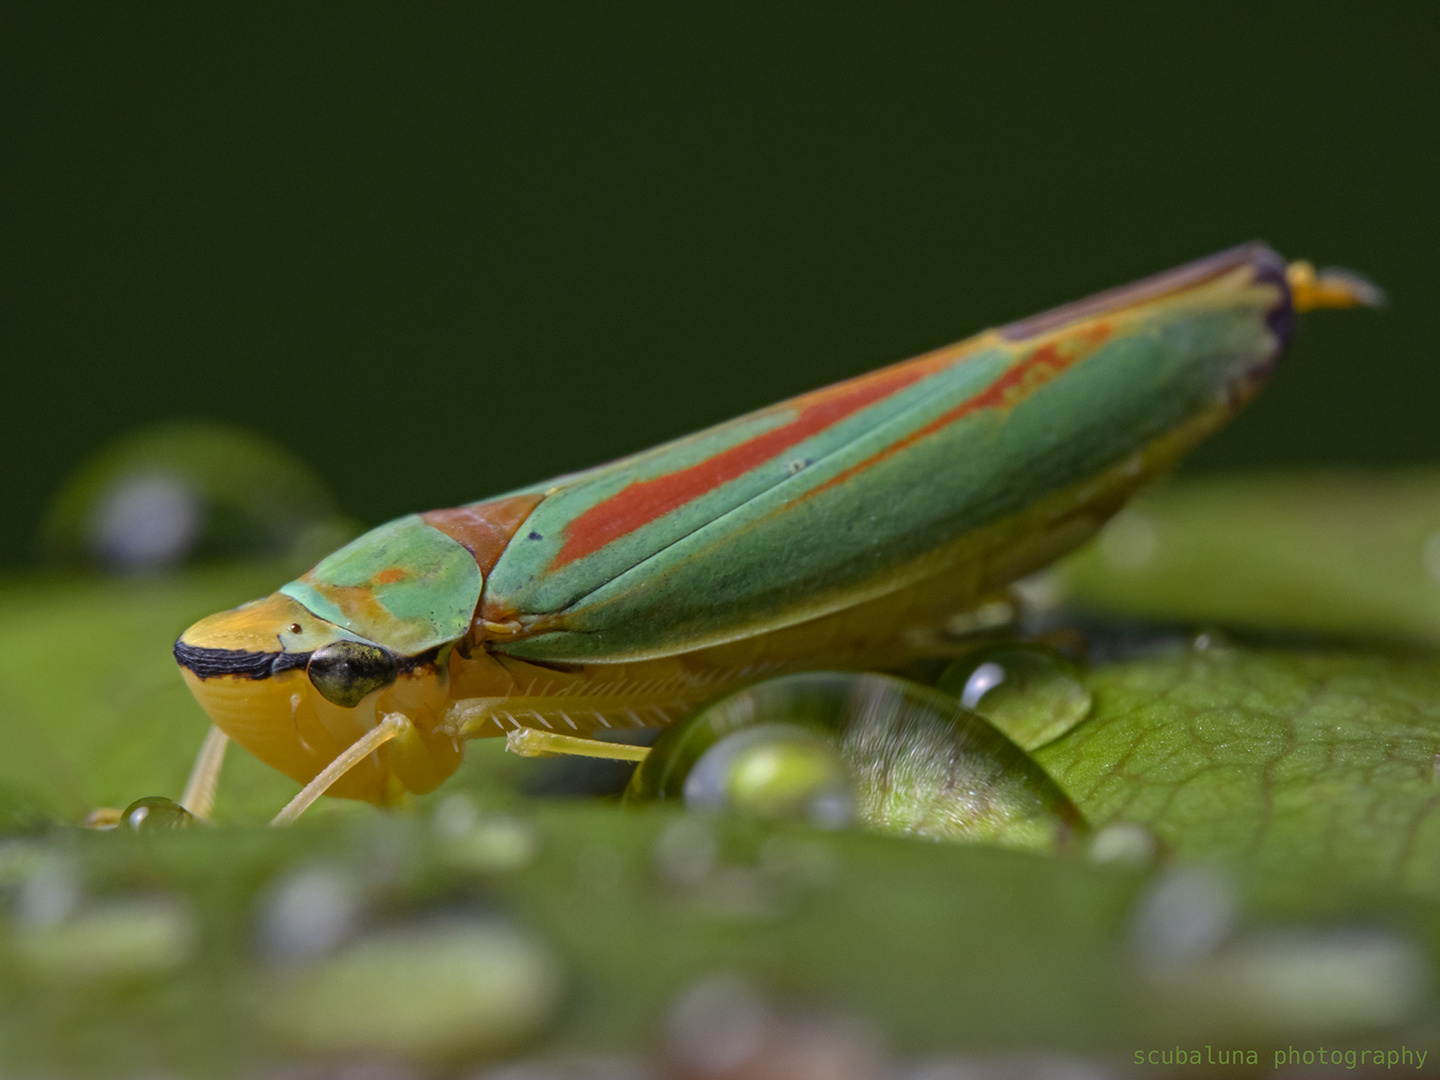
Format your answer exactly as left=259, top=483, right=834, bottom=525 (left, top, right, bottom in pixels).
left=999, top=242, right=1287, bottom=343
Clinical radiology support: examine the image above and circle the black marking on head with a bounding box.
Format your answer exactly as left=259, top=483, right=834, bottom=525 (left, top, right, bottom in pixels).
left=175, top=637, right=443, bottom=683
left=174, top=639, right=313, bottom=680
left=270, top=650, right=311, bottom=675
left=527, top=531, right=543, bottom=541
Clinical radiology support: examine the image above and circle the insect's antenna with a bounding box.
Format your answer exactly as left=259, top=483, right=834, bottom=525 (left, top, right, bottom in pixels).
left=179, top=725, right=230, bottom=821
left=270, top=713, right=411, bottom=827
left=1287, top=260, right=1386, bottom=312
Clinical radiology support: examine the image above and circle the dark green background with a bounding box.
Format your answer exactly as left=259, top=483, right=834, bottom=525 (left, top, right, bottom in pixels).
left=4, top=5, right=1435, bottom=567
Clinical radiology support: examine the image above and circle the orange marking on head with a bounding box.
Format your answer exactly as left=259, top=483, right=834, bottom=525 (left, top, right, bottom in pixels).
left=295, top=577, right=395, bottom=629
left=372, top=567, right=407, bottom=585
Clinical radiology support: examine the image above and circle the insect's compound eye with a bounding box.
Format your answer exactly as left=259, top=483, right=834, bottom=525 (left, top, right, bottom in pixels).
left=306, top=640, right=398, bottom=708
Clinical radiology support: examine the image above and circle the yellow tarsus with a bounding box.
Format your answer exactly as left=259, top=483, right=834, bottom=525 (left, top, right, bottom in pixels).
left=1286, top=260, right=1386, bottom=312
left=84, top=807, right=123, bottom=829
left=505, top=728, right=652, bottom=762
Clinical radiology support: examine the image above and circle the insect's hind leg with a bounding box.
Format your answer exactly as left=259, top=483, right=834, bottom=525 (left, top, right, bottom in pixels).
left=505, top=728, right=652, bottom=762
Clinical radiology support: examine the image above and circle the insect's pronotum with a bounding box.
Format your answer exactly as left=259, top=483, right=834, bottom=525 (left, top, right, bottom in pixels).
left=170, top=244, right=1377, bottom=823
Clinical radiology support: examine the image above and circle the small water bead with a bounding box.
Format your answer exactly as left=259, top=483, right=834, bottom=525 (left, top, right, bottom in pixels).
left=937, top=644, right=1092, bottom=750
left=121, top=796, right=195, bottom=830
left=654, top=817, right=720, bottom=886
left=431, top=795, right=539, bottom=873
left=664, top=976, right=884, bottom=1080
left=0, top=841, right=44, bottom=891
left=1098, top=508, right=1158, bottom=570
left=1191, top=628, right=1234, bottom=654
left=1088, top=821, right=1160, bottom=866
left=15, top=856, right=82, bottom=928
left=258, top=865, right=362, bottom=962
left=628, top=672, right=1085, bottom=853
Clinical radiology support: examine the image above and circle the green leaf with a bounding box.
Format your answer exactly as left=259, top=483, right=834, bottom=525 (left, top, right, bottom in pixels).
left=1055, top=469, right=1440, bottom=644
left=2, top=527, right=1439, bottom=1075
left=1038, top=645, right=1440, bottom=904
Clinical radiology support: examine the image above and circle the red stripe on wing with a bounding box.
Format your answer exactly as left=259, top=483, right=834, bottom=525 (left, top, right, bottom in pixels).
left=551, top=360, right=944, bottom=569
left=801, top=325, right=1111, bottom=502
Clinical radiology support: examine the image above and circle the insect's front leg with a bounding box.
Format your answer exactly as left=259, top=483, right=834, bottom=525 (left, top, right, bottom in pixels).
left=271, top=713, right=414, bottom=826
left=178, top=725, right=230, bottom=820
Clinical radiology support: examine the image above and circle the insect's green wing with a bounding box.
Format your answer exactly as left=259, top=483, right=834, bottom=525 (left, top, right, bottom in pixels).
left=484, top=244, right=1293, bottom=662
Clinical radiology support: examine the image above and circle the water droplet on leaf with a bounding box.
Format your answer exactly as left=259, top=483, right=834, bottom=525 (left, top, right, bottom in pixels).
left=664, top=976, right=884, bottom=1080
left=654, top=817, right=719, bottom=886
left=1189, top=928, right=1427, bottom=1031
left=937, top=644, right=1091, bottom=750
left=1191, top=628, right=1233, bottom=654
left=665, top=976, right=770, bottom=1075
left=15, top=896, right=195, bottom=981
left=1098, top=509, right=1157, bottom=570
left=258, top=865, right=362, bottom=961
left=1131, top=866, right=1237, bottom=968
left=1088, top=821, right=1159, bottom=866
left=432, top=795, right=538, bottom=873
left=40, top=422, right=348, bottom=572
left=263, top=920, right=562, bottom=1060
left=121, top=796, right=194, bottom=830
left=628, top=672, right=1085, bottom=852
left=15, top=856, right=82, bottom=928
left=1423, top=531, right=1440, bottom=583
left=89, top=474, right=201, bottom=569
left=684, top=724, right=855, bottom=828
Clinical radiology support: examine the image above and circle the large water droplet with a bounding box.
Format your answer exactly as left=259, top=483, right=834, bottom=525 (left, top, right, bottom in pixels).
left=39, top=421, right=348, bottom=573
left=628, top=672, right=1085, bottom=852
left=121, top=796, right=195, bottom=830
left=89, top=474, right=201, bottom=570
left=937, top=644, right=1091, bottom=750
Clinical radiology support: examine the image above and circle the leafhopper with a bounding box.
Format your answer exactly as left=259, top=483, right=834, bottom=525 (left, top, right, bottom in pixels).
left=171, top=244, right=1377, bottom=823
